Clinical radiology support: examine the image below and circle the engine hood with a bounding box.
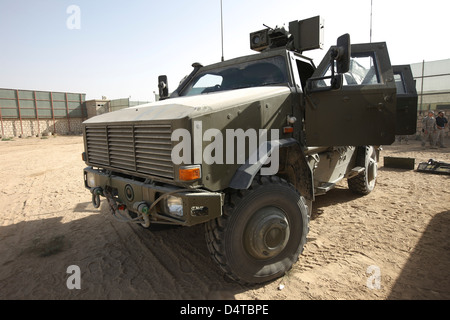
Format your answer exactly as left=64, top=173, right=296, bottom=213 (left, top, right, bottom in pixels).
left=83, top=86, right=291, bottom=124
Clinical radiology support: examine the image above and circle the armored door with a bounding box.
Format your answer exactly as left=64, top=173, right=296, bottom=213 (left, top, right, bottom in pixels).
left=305, top=42, right=398, bottom=146
left=393, top=65, right=418, bottom=135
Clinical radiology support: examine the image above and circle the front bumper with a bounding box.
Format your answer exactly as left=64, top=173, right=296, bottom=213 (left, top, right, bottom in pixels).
left=83, top=167, right=223, bottom=226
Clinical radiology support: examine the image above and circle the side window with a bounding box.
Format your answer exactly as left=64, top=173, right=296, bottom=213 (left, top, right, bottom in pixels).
left=314, top=53, right=380, bottom=87
left=393, top=65, right=418, bottom=135
left=295, top=59, right=315, bottom=91
left=394, top=72, right=406, bottom=94
left=344, top=55, right=379, bottom=85
left=187, top=74, right=223, bottom=95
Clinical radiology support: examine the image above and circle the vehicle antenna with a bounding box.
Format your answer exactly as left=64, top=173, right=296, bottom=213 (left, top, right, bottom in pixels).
left=370, top=0, right=373, bottom=43
left=220, top=0, right=224, bottom=62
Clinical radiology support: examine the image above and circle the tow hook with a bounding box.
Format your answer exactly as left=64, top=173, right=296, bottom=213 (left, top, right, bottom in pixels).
left=91, top=187, right=103, bottom=209
left=133, top=201, right=150, bottom=228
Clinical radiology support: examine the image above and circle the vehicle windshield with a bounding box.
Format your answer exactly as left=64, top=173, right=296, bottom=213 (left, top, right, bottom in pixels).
left=180, top=55, right=288, bottom=96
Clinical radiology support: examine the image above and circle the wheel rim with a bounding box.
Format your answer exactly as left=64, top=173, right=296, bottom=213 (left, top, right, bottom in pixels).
left=367, top=147, right=378, bottom=186
left=244, top=206, right=290, bottom=260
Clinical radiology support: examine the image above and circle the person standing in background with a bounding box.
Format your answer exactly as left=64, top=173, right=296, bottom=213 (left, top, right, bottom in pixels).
left=422, top=110, right=437, bottom=148
left=435, top=110, right=448, bottom=148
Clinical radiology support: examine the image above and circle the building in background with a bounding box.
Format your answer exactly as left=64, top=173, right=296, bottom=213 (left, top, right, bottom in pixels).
left=85, top=98, right=151, bottom=119
left=411, top=58, right=450, bottom=115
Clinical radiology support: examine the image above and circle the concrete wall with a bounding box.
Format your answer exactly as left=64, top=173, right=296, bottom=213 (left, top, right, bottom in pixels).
left=0, top=118, right=84, bottom=138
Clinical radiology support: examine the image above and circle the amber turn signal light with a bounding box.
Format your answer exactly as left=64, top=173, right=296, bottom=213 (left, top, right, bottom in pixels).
left=283, top=127, right=294, bottom=134
left=179, top=165, right=201, bottom=181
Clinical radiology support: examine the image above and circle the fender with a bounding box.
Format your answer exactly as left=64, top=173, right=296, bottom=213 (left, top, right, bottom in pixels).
left=229, top=138, right=296, bottom=189
left=229, top=138, right=314, bottom=201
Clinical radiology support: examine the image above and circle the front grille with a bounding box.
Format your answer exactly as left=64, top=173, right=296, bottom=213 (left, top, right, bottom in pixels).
left=85, top=124, right=174, bottom=179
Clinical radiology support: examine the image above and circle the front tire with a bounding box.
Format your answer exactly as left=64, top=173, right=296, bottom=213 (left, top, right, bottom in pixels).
left=205, top=176, right=309, bottom=284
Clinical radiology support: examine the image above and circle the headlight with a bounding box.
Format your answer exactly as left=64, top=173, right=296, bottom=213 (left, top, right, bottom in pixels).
left=86, top=172, right=96, bottom=188
left=165, top=196, right=183, bottom=217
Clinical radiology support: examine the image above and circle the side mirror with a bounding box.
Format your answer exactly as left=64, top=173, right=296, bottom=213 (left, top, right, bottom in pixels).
left=158, top=75, right=169, bottom=100
left=306, top=34, right=351, bottom=94
left=332, top=34, right=351, bottom=74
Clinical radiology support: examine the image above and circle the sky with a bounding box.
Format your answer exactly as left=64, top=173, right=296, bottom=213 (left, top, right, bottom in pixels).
left=0, top=0, right=449, bottom=101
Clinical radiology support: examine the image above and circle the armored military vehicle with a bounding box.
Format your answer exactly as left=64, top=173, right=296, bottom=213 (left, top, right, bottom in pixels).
left=82, top=16, right=417, bottom=284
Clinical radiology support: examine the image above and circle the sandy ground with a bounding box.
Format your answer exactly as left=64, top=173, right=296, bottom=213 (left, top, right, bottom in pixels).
left=0, top=135, right=449, bottom=300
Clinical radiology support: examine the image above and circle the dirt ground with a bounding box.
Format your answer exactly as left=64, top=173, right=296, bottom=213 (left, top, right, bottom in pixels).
left=0, top=135, right=449, bottom=300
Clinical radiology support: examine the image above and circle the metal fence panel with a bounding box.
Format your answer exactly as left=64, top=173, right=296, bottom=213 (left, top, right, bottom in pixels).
left=0, top=88, right=87, bottom=137
left=0, top=88, right=86, bottom=120
left=35, top=91, right=51, bottom=100
left=0, top=89, right=15, bottom=99
left=19, top=100, right=36, bottom=118
left=52, top=92, right=65, bottom=101
left=18, top=90, right=34, bottom=99
left=411, top=59, right=450, bottom=112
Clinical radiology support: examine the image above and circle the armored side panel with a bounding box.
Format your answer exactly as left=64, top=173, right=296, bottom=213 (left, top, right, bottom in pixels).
left=393, top=65, right=418, bottom=135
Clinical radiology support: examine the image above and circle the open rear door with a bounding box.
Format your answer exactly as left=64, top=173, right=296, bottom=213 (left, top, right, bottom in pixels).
left=305, top=42, right=397, bottom=146
left=393, top=65, right=418, bottom=135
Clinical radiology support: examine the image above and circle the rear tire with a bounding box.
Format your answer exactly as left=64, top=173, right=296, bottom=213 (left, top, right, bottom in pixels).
left=205, top=176, right=309, bottom=284
left=348, top=146, right=378, bottom=195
